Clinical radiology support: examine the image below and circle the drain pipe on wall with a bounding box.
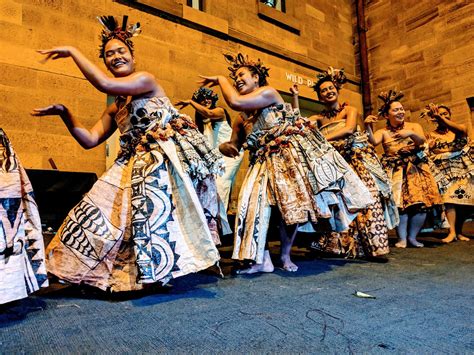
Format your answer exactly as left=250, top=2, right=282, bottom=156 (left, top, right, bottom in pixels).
left=356, top=0, right=372, bottom=116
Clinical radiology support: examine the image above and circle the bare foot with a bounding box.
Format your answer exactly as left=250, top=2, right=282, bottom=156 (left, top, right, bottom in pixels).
left=236, top=250, right=274, bottom=275
left=280, top=257, right=298, bottom=272
left=395, top=240, right=407, bottom=248
left=456, top=234, right=470, bottom=241
left=442, top=233, right=456, bottom=243
left=236, top=262, right=274, bottom=275
left=408, top=238, right=424, bottom=248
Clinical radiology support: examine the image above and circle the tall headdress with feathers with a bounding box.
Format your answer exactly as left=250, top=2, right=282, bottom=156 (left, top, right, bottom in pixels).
left=224, top=53, right=270, bottom=86
left=97, top=15, right=141, bottom=58
left=377, top=90, right=404, bottom=116
left=312, top=67, right=347, bottom=94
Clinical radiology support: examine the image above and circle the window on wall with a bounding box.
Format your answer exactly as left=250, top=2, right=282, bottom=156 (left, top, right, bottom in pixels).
left=187, top=0, right=204, bottom=11
left=260, top=0, right=286, bottom=13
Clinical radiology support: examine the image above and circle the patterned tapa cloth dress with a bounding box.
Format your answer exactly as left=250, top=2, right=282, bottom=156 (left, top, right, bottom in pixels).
left=381, top=136, right=443, bottom=212
left=0, top=129, right=48, bottom=304
left=311, top=120, right=399, bottom=257
left=232, top=104, right=374, bottom=264
left=46, top=96, right=223, bottom=292
left=427, top=132, right=474, bottom=206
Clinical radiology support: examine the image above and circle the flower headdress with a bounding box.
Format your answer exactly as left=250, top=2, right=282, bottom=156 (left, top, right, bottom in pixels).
left=377, top=90, right=404, bottom=116
left=224, top=53, right=270, bottom=86
left=312, top=67, right=347, bottom=94
left=192, top=87, right=219, bottom=108
left=98, top=16, right=141, bottom=58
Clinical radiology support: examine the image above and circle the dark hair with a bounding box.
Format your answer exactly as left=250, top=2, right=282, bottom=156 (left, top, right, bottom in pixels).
left=313, top=79, right=338, bottom=99
left=312, top=67, right=346, bottom=97
left=438, top=104, right=451, bottom=115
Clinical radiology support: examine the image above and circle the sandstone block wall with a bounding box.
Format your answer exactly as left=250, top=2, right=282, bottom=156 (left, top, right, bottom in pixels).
left=365, top=0, right=474, bottom=134
left=0, top=0, right=361, bottom=179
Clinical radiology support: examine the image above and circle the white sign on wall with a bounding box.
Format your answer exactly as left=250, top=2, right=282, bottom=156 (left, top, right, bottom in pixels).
left=285, top=72, right=314, bottom=87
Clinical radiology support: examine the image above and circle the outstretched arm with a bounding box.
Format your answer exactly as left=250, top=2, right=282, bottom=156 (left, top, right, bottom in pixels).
left=198, top=75, right=283, bottom=111
left=324, top=106, right=358, bottom=141
left=37, top=46, right=159, bottom=97
left=175, top=100, right=226, bottom=122
left=31, top=103, right=118, bottom=149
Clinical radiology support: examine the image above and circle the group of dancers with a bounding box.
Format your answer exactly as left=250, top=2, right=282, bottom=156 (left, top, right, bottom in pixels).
left=1, top=16, right=472, bottom=305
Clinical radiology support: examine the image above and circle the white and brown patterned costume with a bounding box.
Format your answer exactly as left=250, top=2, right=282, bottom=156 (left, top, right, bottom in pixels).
left=0, top=129, right=48, bottom=304
left=46, top=96, right=223, bottom=291
left=312, top=121, right=398, bottom=257
left=427, top=131, right=473, bottom=206
left=232, top=104, right=374, bottom=264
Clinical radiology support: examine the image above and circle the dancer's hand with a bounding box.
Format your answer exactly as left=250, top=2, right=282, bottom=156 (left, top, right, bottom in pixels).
left=428, top=103, right=441, bottom=121
left=289, top=84, right=299, bottom=96
left=393, top=129, right=415, bottom=140
left=175, top=100, right=191, bottom=109
left=198, top=75, right=221, bottom=87
left=364, top=115, right=379, bottom=125
left=37, top=46, right=74, bottom=63
left=219, top=142, right=239, bottom=158
left=31, top=104, right=67, bottom=117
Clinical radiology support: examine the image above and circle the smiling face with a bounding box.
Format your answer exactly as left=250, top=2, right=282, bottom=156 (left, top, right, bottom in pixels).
left=234, top=67, right=260, bottom=94
left=385, top=101, right=405, bottom=127
left=318, top=81, right=338, bottom=103
left=103, top=39, right=135, bottom=77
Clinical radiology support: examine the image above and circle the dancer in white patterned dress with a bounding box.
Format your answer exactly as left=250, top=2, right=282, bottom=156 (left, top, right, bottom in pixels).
left=31, top=16, right=222, bottom=291
left=199, top=53, right=373, bottom=273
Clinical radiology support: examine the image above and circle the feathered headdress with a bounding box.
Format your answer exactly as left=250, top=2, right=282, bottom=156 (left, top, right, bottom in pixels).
left=377, top=90, right=404, bottom=116
left=192, top=87, right=219, bottom=108
left=312, top=67, right=347, bottom=93
left=224, top=53, right=270, bottom=86
left=98, top=16, right=141, bottom=58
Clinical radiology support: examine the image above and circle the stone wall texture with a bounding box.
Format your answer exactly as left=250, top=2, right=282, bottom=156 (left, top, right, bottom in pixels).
left=365, top=0, right=474, bottom=133
left=0, top=0, right=363, bottom=211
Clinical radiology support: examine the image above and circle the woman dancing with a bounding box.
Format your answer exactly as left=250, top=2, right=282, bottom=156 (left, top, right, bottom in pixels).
left=422, top=103, right=473, bottom=243
left=31, top=16, right=222, bottom=291
left=199, top=54, right=373, bottom=273
left=365, top=91, right=442, bottom=248
left=298, top=68, right=398, bottom=261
